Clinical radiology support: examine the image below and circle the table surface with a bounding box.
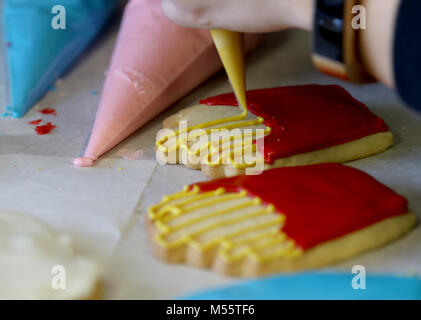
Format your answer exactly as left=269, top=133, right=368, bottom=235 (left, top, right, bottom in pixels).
left=1, top=20, right=421, bottom=299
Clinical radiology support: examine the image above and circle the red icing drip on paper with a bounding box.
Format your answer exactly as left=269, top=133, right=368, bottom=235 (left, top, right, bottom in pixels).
left=35, top=122, right=56, bottom=135
left=193, top=164, right=408, bottom=250
left=28, top=119, right=42, bottom=125
left=39, top=108, right=57, bottom=116
left=200, top=85, right=389, bottom=164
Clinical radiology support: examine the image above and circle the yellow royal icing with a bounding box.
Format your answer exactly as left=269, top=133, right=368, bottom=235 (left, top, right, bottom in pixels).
left=156, top=30, right=270, bottom=169
left=148, top=185, right=302, bottom=264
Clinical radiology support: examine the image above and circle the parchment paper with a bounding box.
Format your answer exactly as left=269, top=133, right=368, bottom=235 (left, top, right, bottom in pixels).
left=0, top=155, right=156, bottom=261
left=1, top=18, right=421, bottom=299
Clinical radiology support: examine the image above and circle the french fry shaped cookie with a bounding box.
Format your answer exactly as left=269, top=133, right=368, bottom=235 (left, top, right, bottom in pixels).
left=156, top=85, right=393, bottom=179
left=146, top=164, right=416, bottom=277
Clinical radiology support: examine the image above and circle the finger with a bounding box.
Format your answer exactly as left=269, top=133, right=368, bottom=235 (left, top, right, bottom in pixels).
left=161, top=0, right=293, bottom=33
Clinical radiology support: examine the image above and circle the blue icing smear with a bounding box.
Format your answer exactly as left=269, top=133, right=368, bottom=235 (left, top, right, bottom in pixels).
left=181, top=272, right=421, bottom=300
left=2, top=0, right=117, bottom=117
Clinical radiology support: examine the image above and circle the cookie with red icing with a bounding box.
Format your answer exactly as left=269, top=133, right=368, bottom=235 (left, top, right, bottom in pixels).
left=146, top=164, right=415, bottom=276
left=157, top=85, right=393, bottom=179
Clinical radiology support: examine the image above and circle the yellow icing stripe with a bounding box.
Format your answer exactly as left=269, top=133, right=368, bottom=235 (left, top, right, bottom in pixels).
left=231, top=229, right=282, bottom=247
left=149, top=185, right=200, bottom=220
left=155, top=188, right=227, bottom=220
left=156, top=197, right=256, bottom=232
left=258, top=241, right=302, bottom=262
left=158, top=117, right=265, bottom=154
left=220, top=218, right=283, bottom=249
left=149, top=186, right=303, bottom=264
left=183, top=191, right=247, bottom=212
left=185, top=207, right=269, bottom=239
left=156, top=115, right=270, bottom=164
left=182, top=125, right=271, bottom=162
left=204, top=144, right=260, bottom=167
left=219, top=237, right=298, bottom=263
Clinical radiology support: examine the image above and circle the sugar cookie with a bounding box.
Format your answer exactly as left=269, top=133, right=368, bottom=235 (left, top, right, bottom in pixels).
left=146, top=164, right=416, bottom=276
left=157, top=85, right=393, bottom=179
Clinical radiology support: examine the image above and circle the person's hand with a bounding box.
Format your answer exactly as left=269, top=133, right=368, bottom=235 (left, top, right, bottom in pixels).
left=161, top=0, right=314, bottom=32
left=162, top=0, right=401, bottom=89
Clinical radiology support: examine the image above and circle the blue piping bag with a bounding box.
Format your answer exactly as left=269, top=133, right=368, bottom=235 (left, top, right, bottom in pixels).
left=181, top=272, right=421, bottom=300
left=1, top=0, right=117, bottom=117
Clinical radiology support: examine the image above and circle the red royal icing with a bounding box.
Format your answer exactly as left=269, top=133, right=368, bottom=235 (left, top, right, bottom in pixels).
left=28, top=119, right=42, bottom=125
left=193, top=163, right=408, bottom=250
left=200, top=85, right=389, bottom=164
left=39, top=108, right=57, bottom=116
left=35, top=122, right=56, bottom=135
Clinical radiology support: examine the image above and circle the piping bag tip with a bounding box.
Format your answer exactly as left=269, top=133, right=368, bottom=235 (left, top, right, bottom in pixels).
left=73, top=157, right=96, bottom=167
left=209, top=30, right=247, bottom=111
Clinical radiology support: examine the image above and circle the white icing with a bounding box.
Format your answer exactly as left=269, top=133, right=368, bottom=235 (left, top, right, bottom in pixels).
left=0, top=212, right=101, bottom=299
